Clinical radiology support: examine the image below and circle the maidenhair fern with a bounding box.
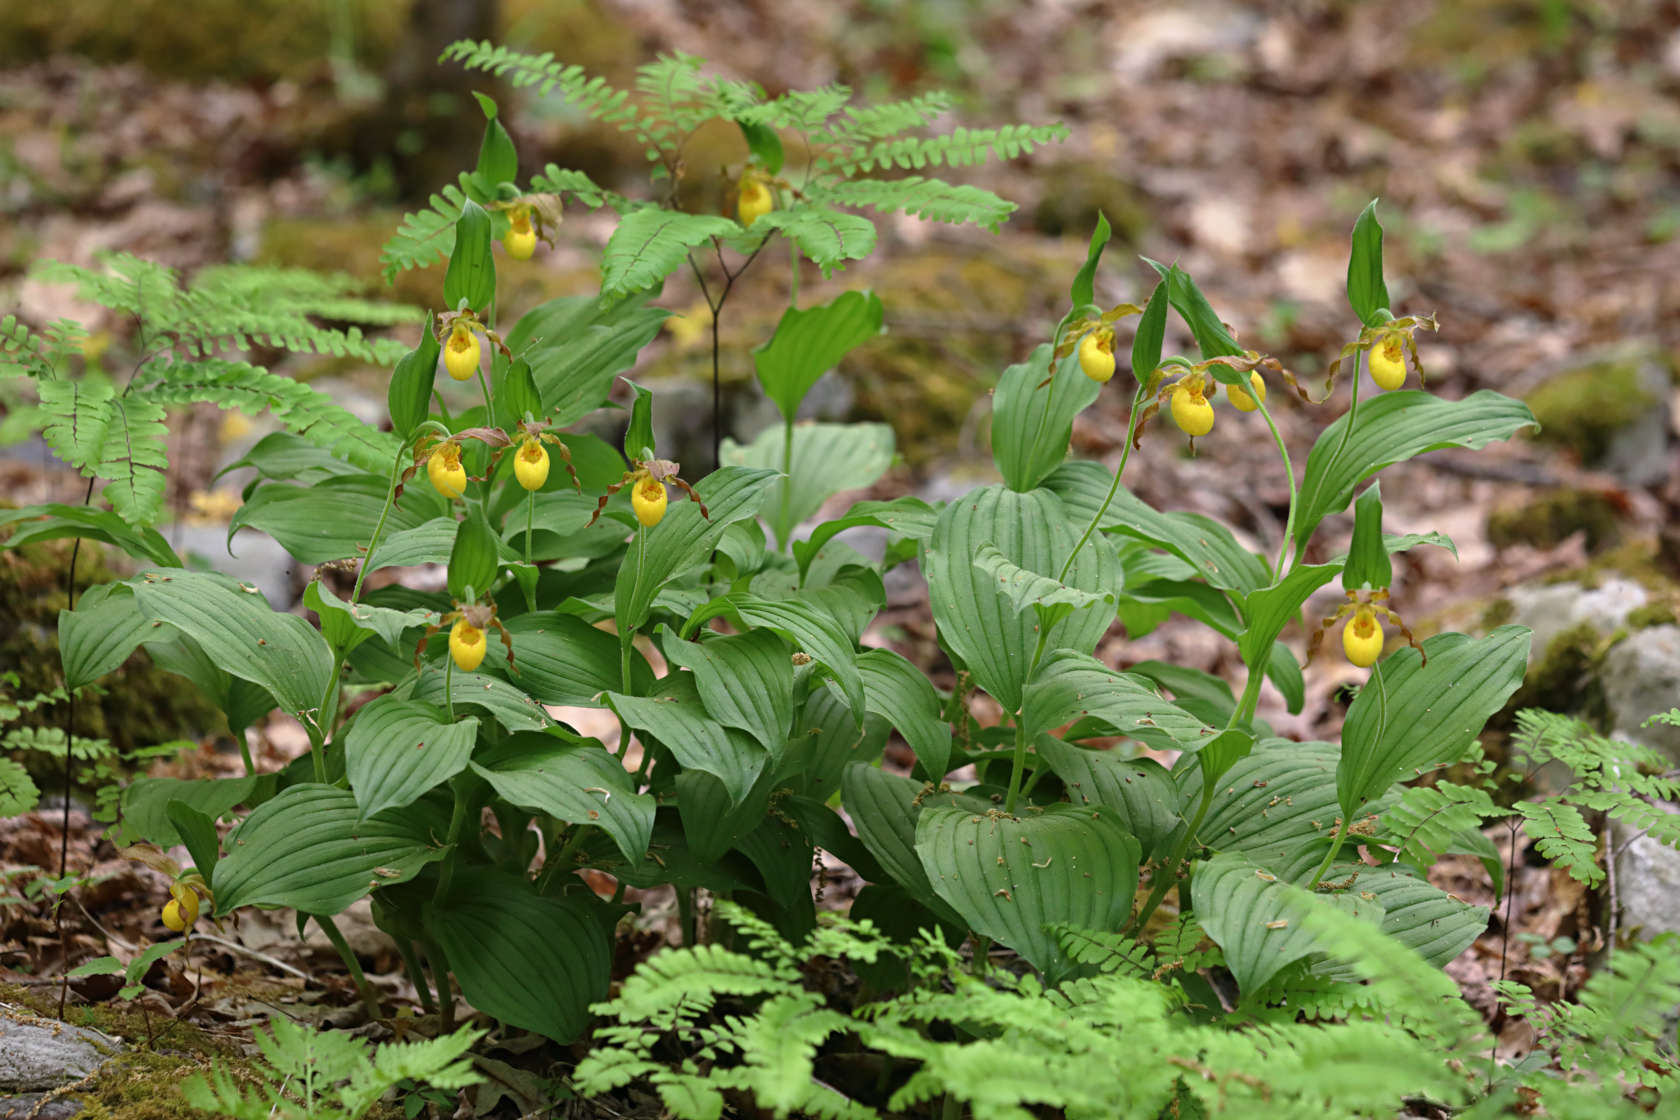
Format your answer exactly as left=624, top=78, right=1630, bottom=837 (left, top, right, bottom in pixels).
left=6, top=254, right=412, bottom=526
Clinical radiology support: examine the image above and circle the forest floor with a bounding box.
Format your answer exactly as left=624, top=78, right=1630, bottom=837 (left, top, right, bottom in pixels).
left=3, top=0, right=1680, bottom=1114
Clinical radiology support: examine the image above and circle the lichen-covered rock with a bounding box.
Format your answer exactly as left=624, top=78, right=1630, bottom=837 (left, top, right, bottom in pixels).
left=1602, top=625, right=1680, bottom=766
left=0, top=1002, right=120, bottom=1094
left=1523, top=348, right=1672, bottom=487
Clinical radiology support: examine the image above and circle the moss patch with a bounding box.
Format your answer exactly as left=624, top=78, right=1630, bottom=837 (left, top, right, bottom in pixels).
left=1485, top=488, right=1624, bottom=553
left=1523, top=358, right=1658, bottom=464
left=1500, top=620, right=1612, bottom=729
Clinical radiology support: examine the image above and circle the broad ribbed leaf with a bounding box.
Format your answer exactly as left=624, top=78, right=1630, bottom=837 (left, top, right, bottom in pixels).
left=677, top=768, right=773, bottom=866
left=448, top=508, right=500, bottom=602
left=722, top=422, right=894, bottom=548
left=916, top=804, right=1140, bottom=980
left=1035, top=736, right=1181, bottom=861
left=473, top=734, right=654, bottom=864
left=1346, top=200, right=1390, bottom=327
left=615, top=466, right=778, bottom=632
left=752, top=290, right=884, bottom=422
left=496, top=613, right=648, bottom=705
left=1235, top=562, right=1340, bottom=668
left=365, top=517, right=460, bottom=572
left=233, top=476, right=445, bottom=565
left=404, top=669, right=553, bottom=733
left=116, top=775, right=266, bottom=849
left=504, top=294, right=667, bottom=428
left=926, top=486, right=1115, bottom=712
left=793, top=495, right=937, bottom=581
left=1359, top=866, right=1487, bottom=966
left=663, top=627, right=793, bottom=753
left=858, top=649, right=952, bottom=780
left=129, top=569, right=332, bottom=721
left=443, top=199, right=495, bottom=310
left=344, top=697, right=479, bottom=821
left=607, top=675, right=768, bottom=803
left=1021, top=650, right=1217, bottom=754
left=840, top=763, right=979, bottom=929
left=1200, top=740, right=1345, bottom=877
left=1338, top=627, right=1530, bottom=821
left=1343, top=481, right=1392, bottom=592
left=1067, top=211, right=1111, bottom=312
left=213, top=785, right=442, bottom=915
left=1294, top=391, right=1537, bottom=549
left=306, top=580, right=436, bottom=651
left=426, top=871, right=610, bottom=1042
left=686, top=593, right=863, bottom=716
left=972, top=542, right=1117, bottom=635
left=782, top=689, right=887, bottom=802
left=1193, top=851, right=1385, bottom=996
left=991, top=345, right=1100, bottom=492
left=0, top=503, right=179, bottom=567
left=1043, top=461, right=1270, bottom=594
left=59, top=584, right=146, bottom=690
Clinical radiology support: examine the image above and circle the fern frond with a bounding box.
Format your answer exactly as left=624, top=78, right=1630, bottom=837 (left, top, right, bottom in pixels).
left=749, top=206, right=876, bottom=276
left=593, top=943, right=795, bottom=1029
left=441, top=40, right=648, bottom=141
left=0, top=758, right=41, bottom=817
left=1516, top=800, right=1601, bottom=886
left=142, top=358, right=398, bottom=475
left=828, top=91, right=954, bottom=143
left=726, top=994, right=860, bottom=1116
left=747, top=85, right=853, bottom=132
left=37, top=380, right=168, bottom=525
left=1, top=312, right=50, bottom=377
left=529, top=164, right=610, bottom=209
left=380, top=178, right=475, bottom=283
left=810, top=177, right=1016, bottom=232
left=1055, top=925, right=1155, bottom=977
left=601, top=208, right=737, bottom=296
left=826, top=123, right=1069, bottom=177
left=1379, top=782, right=1502, bottom=869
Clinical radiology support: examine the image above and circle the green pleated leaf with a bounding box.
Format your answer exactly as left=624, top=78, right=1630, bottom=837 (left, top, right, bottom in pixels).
left=1294, top=391, right=1537, bottom=549
left=59, top=584, right=146, bottom=691
left=782, top=689, right=887, bottom=803
left=1193, top=851, right=1385, bottom=997
left=1125, top=661, right=1237, bottom=726
left=858, top=648, right=952, bottom=780
left=1346, top=200, right=1390, bottom=328
left=614, top=466, right=778, bottom=632
left=1200, top=740, right=1346, bottom=878
left=840, top=763, right=979, bottom=929
left=738, top=120, right=784, bottom=175
left=1068, top=211, right=1111, bottom=312
left=1034, top=736, right=1181, bottom=861
left=426, top=871, right=610, bottom=1042
left=142, top=634, right=276, bottom=737
left=448, top=507, right=501, bottom=602
left=663, top=627, right=794, bottom=753
left=496, top=357, right=542, bottom=430
left=793, top=495, right=937, bottom=582
left=676, top=768, right=774, bottom=866
left=991, top=344, right=1101, bottom=492
left=400, top=663, right=551, bottom=733
left=1338, top=627, right=1530, bottom=821
left=0, top=503, right=179, bottom=568
left=686, top=592, right=864, bottom=717
left=472, top=94, right=518, bottom=190
left=603, top=209, right=737, bottom=296
left=444, top=199, right=495, bottom=311
left=129, top=569, right=332, bottom=722
left=213, top=785, right=443, bottom=915
left=305, top=580, right=437, bottom=652
left=753, top=290, right=884, bottom=422
left=972, top=542, right=1117, bottom=635
left=166, top=801, right=220, bottom=881
left=1043, top=461, right=1271, bottom=594
left=1144, top=260, right=1244, bottom=366
left=504, top=294, right=667, bottom=428
left=722, top=421, right=894, bottom=548
left=1343, top=481, right=1391, bottom=592
left=607, top=675, right=768, bottom=804
left=473, top=733, right=654, bottom=864
left=233, top=475, right=446, bottom=566
left=622, top=379, right=654, bottom=461
left=365, top=517, right=460, bottom=572
left=1021, top=649, right=1218, bottom=754
left=114, top=775, right=266, bottom=849
left=925, top=486, right=1115, bottom=712
left=916, top=804, right=1140, bottom=980
left=1235, top=562, right=1340, bottom=668
left=344, top=696, right=480, bottom=822
left=495, top=613, right=649, bottom=705
left=387, top=326, right=440, bottom=440
left=1357, top=866, right=1488, bottom=967
left=1131, top=280, right=1168, bottom=381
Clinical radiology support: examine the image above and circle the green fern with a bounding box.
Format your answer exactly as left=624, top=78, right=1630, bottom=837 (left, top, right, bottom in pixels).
left=602, top=209, right=738, bottom=296
left=809, top=177, right=1015, bottom=232
left=37, top=380, right=169, bottom=525
left=823, top=123, right=1068, bottom=177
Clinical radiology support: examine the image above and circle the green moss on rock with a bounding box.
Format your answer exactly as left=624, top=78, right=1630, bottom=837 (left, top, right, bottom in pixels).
left=1486, top=488, right=1624, bottom=553
left=1523, top=359, right=1657, bottom=464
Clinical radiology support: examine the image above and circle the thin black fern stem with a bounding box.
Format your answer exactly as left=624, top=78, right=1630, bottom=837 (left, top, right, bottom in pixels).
left=1490, top=815, right=1522, bottom=1093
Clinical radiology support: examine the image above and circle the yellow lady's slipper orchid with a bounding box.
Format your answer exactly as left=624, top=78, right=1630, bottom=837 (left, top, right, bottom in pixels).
left=1342, top=606, right=1384, bottom=668
left=444, top=323, right=481, bottom=381
left=503, top=207, right=536, bottom=261
left=737, top=176, right=773, bottom=228
left=513, top=437, right=549, bottom=491
left=631, top=473, right=668, bottom=527
left=1227, top=371, right=1267, bottom=412
left=449, top=617, right=487, bottom=673
left=1170, top=383, right=1215, bottom=437
left=161, top=883, right=199, bottom=933
left=427, top=441, right=467, bottom=500
left=1078, top=330, right=1116, bottom=384
left=1368, top=331, right=1407, bottom=391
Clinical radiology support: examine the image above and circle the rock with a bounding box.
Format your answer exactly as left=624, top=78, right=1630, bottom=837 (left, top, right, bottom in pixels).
left=1505, top=577, right=1647, bottom=666
left=1523, top=348, right=1671, bottom=487
left=0, top=1003, right=121, bottom=1115
left=1602, top=624, right=1680, bottom=765
left=1615, top=819, right=1680, bottom=939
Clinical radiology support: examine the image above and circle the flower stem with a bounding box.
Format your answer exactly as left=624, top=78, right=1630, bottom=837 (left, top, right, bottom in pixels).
left=1058, top=386, right=1145, bottom=582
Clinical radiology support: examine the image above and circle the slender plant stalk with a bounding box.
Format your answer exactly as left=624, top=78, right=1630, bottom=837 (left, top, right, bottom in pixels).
left=312, top=913, right=381, bottom=1020
left=1305, top=659, right=1387, bottom=890
left=777, top=412, right=795, bottom=552
left=524, top=489, right=534, bottom=565
left=1058, top=386, right=1146, bottom=581
left=395, top=936, right=436, bottom=1013
left=1252, top=392, right=1299, bottom=576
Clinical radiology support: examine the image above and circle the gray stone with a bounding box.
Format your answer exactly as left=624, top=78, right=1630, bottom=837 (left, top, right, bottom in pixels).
left=1599, top=358, right=1671, bottom=487
left=1506, top=578, right=1648, bottom=665
left=0, top=1003, right=120, bottom=1094
left=171, top=524, right=301, bottom=610
left=1615, top=821, right=1680, bottom=939
left=1603, top=625, right=1680, bottom=766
